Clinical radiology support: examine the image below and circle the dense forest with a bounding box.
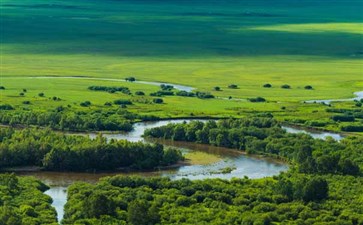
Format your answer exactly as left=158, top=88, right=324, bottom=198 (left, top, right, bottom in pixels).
left=0, top=108, right=159, bottom=132
left=0, top=128, right=183, bottom=171
left=0, top=173, right=57, bottom=225
left=63, top=174, right=363, bottom=225
left=144, top=118, right=362, bottom=175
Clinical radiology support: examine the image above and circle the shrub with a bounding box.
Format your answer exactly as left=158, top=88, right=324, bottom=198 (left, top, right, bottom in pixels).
left=0, top=104, right=14, bottom=110
left=114, top=99, right=132, bottom=105
left=228, top=84, right=238, bottom=89
left=19, top=93, right=25, bottom=96
left=248, top=97, right=266, bottom=102
left=160, top=84, right=174, bottom=90
left=0, top=86, right=5, bottom=90
left=153, top=98, right=163, bottom=104
left=214, top=86, right=221, bottom=91
left=135, top=91, right=145, bottom=96
left=281, top=84, right=291, bottom=89
left=125, top=77, right=136, bottom=82
left=80, top=101, right=91, bottom=107
left=38, top=93, right=45, bottom=97
left=176, top=91, right=195, bottom=97
left=304, top=85, right=313, bottom=90
left=263, top=84, right=272, bottom=88
left=196, top=92, right=214, bottom=99
left=22, top=101, right=31, bottom=105
left=104, top=102, right=112, bottom=106
left=355, top=102, right=362, bottom=107
left=331, top=115, right=355, bottom=122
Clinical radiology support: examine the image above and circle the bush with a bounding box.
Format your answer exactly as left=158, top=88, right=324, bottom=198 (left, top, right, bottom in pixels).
left=331, top=115, right=355, bottom=122
left=135, top=91, right=145, bottom=96
left=341, top=125, right=363, bottom=132
left=176, top=91, right=195, bottom=97
left=19, top=92, right=25, bottom=96
left=150, top=91, right=174, bottom=96
left=160, top=84, right=174, bottom=90
left=304, top=85, right=313, bottom=90
left=228, top=84, right=238, bottom=89
left=153, top=98, right=163, bottom=104
left=125, top=77, right=136, bottom=82
left=214, top=86, right=221, bottom=91
left=248, top=97, right=266, bottom=102
left=196, top=92, right=214, bottom=99
left=281, top=84, right=291, bottom=89
left=0, top=86, right=5, bottom=90
left=263, top=84, right=272, bottom=88
left=22, top=101, right=31, bottom=105
left=80, top=101, right=91, bottom=107
left=355, top=102, right=362, bottom=107
left=114, top=99, right=132, bottom=105
left=0, top=104, right=14, bottom=110
left=38, top=93, right=45, bottom=97
left=104, top=102, right=112, bottom=106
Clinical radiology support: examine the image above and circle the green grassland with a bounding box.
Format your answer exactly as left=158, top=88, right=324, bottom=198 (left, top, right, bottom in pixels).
left=0, top=0, right=363, bottom=129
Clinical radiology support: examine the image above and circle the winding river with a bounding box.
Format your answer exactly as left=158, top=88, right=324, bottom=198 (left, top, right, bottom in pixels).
left=15, top=119, right=346, bottom=222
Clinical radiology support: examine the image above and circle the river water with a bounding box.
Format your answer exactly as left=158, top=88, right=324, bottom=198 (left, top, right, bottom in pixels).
left=14, top=119, right=347, bottom=222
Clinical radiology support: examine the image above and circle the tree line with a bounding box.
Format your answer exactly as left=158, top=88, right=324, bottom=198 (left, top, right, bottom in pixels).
left=0, top=173, right=58, bottom=224
left=0, top=128, right=183, bottom=171
left=144, top=118, right=362, bottom=176
left=62, top=174, right=363, bottom=225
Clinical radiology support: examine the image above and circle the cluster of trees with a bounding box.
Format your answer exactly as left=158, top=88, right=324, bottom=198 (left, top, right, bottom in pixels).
left=62, top=174, right=363, bottom=225
left=0, top=128, right=183, bottom=171
left=0, top=173, right=58, bottom=224
left=248, top=97, right=266, bottom=102
left=0, top=108, right=134, bottom=132
left=144, top=118, right=362, bottom=175
left=325, top=108, right=363, bottom=131
left=88, top=86, right=130, bottom=94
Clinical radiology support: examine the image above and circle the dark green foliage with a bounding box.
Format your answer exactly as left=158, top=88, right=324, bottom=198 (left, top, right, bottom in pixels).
left=263, top=83, right=272, bottom=88
left=176, top=91, right=196, bottom=97
left=332, top=114, right=355, bottom=122
left=150, top=90, right=174, bottom=96
left=0, top=86, right=5, bottom=90
left=0, top=108, right=133, bottom=131
left=0, top=104, right=14, bottom=110
left=88, top=86, right=130, bottom=94
left=38, top=92, right=44, bottom=97
left=153, top=98, right=163, bottom=104
left=63, top=174, right=363, bottom=225
left=304, top=85, right=313, bottom=90
left=248, top=97, right=266, bottom=102
left=19, top=92, right=24, bottom=96
left=160, top=84, right=174, bottom=90
left=302, top=177, right=328, bottom=202
left=281, top=84, right=291, bottom=89
left=213, top=86, right=221, bottom=91
left=356, top=102, right=362, bottom=107
left=144, top=118, right=362, bottom=175
left=0, top=128, right=183, bottom=171
left=195, top=92, right=214, bottom=99
left=22, top=101, right=30, bottom=105
left=80, top=101, right=91, bottom=107
left=125, top=77, right=136, bottom=82
left=0, top=174, right=57, bottom=224
left=341, top=124, right=363, bottom=132
left=135, top=91, right=145, bottom=96
left=113, top=99, right=132, bottom=105
left=228, top=84, right=238, bottom=89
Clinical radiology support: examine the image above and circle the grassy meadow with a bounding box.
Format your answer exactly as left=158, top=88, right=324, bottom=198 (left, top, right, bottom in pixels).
left=1, top=0, right=363, bottom=124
